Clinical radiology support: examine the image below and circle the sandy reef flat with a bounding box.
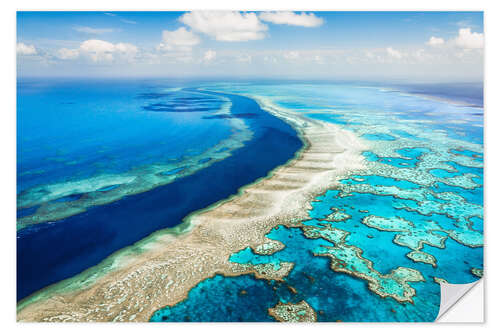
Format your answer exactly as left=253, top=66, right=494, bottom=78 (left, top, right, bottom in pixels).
left=17, top=95, right=367, bottom=322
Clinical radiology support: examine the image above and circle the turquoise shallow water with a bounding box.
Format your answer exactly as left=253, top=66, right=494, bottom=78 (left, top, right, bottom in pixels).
left=152, top=82, right=483, bottom=322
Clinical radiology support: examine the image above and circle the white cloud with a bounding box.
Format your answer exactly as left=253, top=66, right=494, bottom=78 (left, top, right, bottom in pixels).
left=79, top=39, right=116, bottom=62
left=74, top=26, right=115, bottom=34
left=427, top=36, right=444, bottom=46
left=113, top=42, right=139, bottom=62
left=157, top=27, right=200, bottom=53
left=103, top=12, right=136, bottom=24
left=259, top=11, right=324, bottom=27
left=456, top=20, right=477, bottom=29
left=179, top=11, right=268, bottom=42
left=386, top=47, right=403, bottom=59
left=426, top=28, right=484, bottom=50
left=17, top=43, right=37, bottom=55
left=58, top=39, right=138, bottom=62
left=57, top=48, right=79, bottom=60
left=454, top=28, right=484, bottom=49
left=121, top=19, right=137, bottom=25
left=203, top=50, right=216, bottom=62
left=114, top=42, right=138, bottom=54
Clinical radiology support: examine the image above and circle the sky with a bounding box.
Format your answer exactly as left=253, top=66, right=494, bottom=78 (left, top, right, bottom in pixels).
left=16, top=11, right=484, bottom=81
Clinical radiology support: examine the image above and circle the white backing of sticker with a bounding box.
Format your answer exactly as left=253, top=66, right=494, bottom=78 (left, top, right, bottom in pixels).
left=436, top=278, right=484, bottom=322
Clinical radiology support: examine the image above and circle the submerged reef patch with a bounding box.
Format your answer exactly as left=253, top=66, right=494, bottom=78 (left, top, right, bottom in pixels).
left=203, top=113, right=259, bottom=119
left=406, top=251, right=437, bottom=267
left=268, top=301, right=317, bottom=322
left=433, top=277, right=449, bottom=284
left=142, top=103, right=213, bottom=112
left=471, top=268, right=483, bottom=278
left=135, top=92, right=172, bottom=99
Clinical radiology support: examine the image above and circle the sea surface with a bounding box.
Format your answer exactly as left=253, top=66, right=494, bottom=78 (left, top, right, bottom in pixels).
left=17, top=79, right=483, bottom=322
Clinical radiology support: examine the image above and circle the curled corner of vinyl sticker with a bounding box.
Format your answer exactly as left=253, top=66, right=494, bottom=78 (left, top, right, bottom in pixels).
left=435, top=278, right=484, bottom=323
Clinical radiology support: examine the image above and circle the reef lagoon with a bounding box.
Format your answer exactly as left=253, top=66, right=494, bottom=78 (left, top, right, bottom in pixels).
left=17, top=79, right=483, bottom=322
